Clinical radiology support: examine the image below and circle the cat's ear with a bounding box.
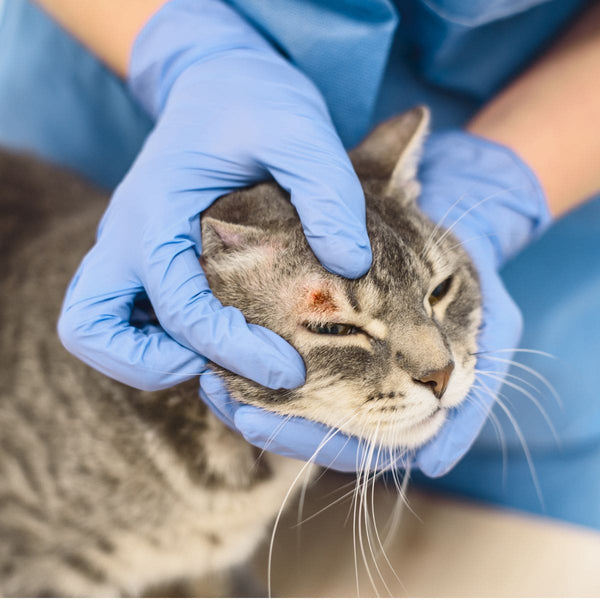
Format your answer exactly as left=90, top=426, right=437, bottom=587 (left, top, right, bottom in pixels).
left=201, top=217, right=269, bottom=256
left=350, top=106, right=429, bottom=200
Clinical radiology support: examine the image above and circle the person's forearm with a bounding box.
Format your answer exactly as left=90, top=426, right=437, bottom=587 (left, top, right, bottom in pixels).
left=468, top=2, right=600, bottom=218
left=34, top=0, right=167, bottom=76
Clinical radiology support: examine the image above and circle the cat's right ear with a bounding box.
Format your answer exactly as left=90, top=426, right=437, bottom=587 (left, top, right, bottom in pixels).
left=350, top=106, right=430, bottom=201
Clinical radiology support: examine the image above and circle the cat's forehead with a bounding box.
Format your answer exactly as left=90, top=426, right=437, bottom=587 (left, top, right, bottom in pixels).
left=326, top=200, right=462, bottom=317
left=364, top=207, right=432, bottom=281
left=367, top=196, right=461, bottom=272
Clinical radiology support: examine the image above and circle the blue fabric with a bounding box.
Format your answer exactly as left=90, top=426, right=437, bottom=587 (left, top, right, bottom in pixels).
left=0, top=0, right=151, bottom=189
left=394, top=0, right=588, bottom=100
left=1, top=0, right=599, bottom=527
left=226, top=0, right=398, bottom=147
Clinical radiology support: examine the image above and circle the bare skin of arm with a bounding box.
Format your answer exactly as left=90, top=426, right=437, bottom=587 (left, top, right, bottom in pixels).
left=36, top=0, right=600, bottom=218
left=33, top=1, right=167, bottom=77
left=468, top=2, right=600, bottom=218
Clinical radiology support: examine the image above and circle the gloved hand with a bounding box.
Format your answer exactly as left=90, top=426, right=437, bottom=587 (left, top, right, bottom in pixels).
left=202, top=130, right=552, bottom=476
left=57, top=0, right=371, bottom=392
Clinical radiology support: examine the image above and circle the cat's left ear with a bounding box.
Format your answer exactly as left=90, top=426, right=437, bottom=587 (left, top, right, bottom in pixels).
left=201, top=217, right=270, bottom=256
left=350, top=106, right=430, bottom=201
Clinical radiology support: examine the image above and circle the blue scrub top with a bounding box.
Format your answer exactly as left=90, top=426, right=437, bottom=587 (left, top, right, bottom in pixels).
left=1, top=0, right=599, bottom=529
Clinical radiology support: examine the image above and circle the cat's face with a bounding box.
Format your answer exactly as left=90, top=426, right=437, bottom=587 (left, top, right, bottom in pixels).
left=201, top=108, right=481, bottom=450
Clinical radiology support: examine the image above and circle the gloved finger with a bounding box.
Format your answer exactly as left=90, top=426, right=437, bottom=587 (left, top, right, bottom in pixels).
left=201, top=369, right=402, bottom=472
left=415, top=273, right=522, bottom=477
left=199, top=370, right=243, bottom=430
left=266, top=121, right=372, bottom=279
left=471, top=267, right=524, bottom=407
left=58, top=274, right=209, bottom=391
left=142, top=232, right=306, bottom=390
left=233, top=405, right=402, bottom=473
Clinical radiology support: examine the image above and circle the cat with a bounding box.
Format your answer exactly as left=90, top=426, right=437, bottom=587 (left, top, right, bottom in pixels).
left=0, top=106, right=481, bottom=597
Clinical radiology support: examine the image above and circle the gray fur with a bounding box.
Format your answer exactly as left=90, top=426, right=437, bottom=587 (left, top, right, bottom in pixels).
left=0, top=107, right=480, bottom=596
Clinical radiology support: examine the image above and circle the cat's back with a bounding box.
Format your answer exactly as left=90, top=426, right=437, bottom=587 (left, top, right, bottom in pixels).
left=0, top=153, right=136, bottom=593
left=0, top=153, right=192, bottom=595
left=0, top=151, right=302, bottom=596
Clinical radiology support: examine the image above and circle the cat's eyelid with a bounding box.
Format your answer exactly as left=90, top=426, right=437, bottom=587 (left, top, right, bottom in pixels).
left=427, top=273, right=457, bottom=315
left=302, top=317, right=387, bottom=340
left=361, top=318, right=387, bottom=340
left=430, top=271, right=454, bottom=290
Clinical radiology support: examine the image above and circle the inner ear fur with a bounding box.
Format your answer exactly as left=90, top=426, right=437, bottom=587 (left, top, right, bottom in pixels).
left=350, top=106, right=430, bottom=197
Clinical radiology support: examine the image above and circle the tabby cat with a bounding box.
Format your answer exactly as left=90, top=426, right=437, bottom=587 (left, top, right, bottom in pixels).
left=0, top=107, right=481, bottom=596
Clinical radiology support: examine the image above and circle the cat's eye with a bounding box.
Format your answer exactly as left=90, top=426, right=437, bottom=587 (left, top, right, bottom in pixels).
left=304, top=322, right=360, bottom=335
left=429, top=276, right=453, bottom=306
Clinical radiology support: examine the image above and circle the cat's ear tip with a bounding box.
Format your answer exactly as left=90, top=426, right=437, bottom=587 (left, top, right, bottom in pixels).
left=407, top=105, right=431, bottom=134
left=413, top=104, right=430, bottom=119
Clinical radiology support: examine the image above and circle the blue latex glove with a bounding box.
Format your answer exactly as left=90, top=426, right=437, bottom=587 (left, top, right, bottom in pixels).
left=202, top=131, right=552, bottom=476
left=57, top=0, right=371, bottom=391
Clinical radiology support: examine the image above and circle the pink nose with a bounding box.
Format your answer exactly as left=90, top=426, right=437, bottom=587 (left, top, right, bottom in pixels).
left=414, top=362, right=454, bottom=399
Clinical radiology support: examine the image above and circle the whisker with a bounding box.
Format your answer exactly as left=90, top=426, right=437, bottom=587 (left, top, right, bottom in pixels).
left=476, top=355, right=562, bottom=408
left=437, top=233, right=498, bottom=256
left=473, top=348, right=556, bottom=359
left=383, top=462, right=413, bottom=548
left=371, top=480, right=409, bottom=594
left=431, top=233, right=498, bottom=266
left=427, top=186, right=524, bottom=256
left=475, top=376, right=545, bottom=509
left=356, top=428, right=381, bottom=596
left=267, top=413, right=358, bottom=598
left=469, top=387, right=508, bottom=485
left=475, top=370, right=560, bottom=445
left=254, top=414, right=295, bottom=466
left=421, top=192, right=470, bottom=258
left=363, top=425, right=393, bottom=596
left=295, top=461, right=314, bottom=548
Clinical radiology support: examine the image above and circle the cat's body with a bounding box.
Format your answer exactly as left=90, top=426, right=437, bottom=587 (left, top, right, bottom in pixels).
left=1, top=149, right=306, bottom=596
left=0, top=108, right=481, bottom=596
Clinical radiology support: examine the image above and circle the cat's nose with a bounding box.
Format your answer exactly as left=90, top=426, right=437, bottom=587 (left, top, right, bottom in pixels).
left=414, top=362, right=454, bottom=399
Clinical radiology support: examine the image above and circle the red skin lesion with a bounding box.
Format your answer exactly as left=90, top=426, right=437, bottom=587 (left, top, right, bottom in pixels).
left=308, top=289, right=338, bottom=314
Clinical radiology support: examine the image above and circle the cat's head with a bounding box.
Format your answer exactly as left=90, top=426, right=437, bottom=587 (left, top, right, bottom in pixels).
left=200, top=107, right=481, bottom=450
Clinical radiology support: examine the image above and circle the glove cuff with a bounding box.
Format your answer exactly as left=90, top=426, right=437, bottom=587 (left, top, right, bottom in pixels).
left=420, top=130, right=552, bottom=267
left=127, top=0, right=275, bottom=118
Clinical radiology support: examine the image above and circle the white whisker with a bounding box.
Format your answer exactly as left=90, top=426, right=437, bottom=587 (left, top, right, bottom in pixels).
left=474, top=348, right=556, bottom=359
left=254, top=414, right=294, bottom=466
left=477, top=354, right=562, bottom=408
left=476, top=370, right=560, bottom=445
left=267, top=413, right=358, bottom=598
left=421, top=192, right=469, bottom=258
left=427, top=186, right=523, bottom=256
left=469, top=387, right=508, bottom=485
left=475, top=375, right=545, bottom=508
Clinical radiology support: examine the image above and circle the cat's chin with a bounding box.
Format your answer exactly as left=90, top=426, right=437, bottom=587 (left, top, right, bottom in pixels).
left=393, top=408, right=447, bottom=450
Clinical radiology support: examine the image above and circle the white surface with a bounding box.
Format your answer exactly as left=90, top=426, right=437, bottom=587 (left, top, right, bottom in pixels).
left=253, top=471, right=600, bottom=597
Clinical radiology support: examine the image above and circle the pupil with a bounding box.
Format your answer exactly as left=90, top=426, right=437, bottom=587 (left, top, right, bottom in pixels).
left=432, top=277, right=451, bottom=298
